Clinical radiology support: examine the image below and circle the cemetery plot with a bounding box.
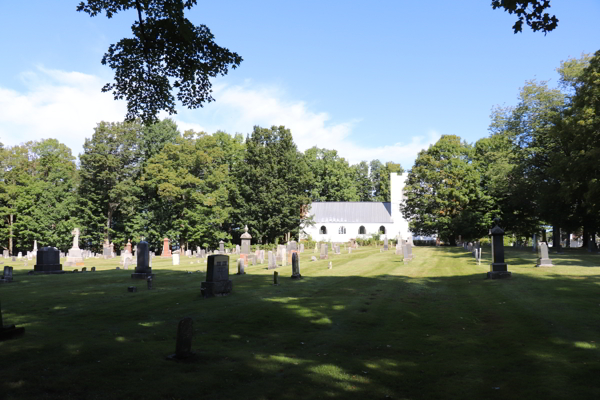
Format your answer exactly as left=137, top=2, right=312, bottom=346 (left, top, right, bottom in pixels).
left=1, top=246, right=600, bottom=399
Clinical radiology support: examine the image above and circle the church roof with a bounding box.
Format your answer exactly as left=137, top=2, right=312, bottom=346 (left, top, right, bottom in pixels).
left=309, top=202, right=393, bottom=223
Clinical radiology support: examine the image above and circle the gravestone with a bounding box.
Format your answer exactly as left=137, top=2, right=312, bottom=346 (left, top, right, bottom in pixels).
left=173, top=253, right=180, bottom=266
left=65, top=228, right=84, bottom=266
left=1, top=299, right=25, bottom=340
left=299, top=244, right=304, bottom=253
left=162, top=238, right=172, bottom=257
left=17, top=252, right=22, bottom=259
left=91, top=267, right=96, bottom=272
left=123, top=259, right=131, bottom=270
left=219, top=240, right=225, bottom=254
left=237, top=258, right=246, bottom=275
left=11, top=257, right=15, bottom=262
left=328, top=261, right=332, bottom=269
left=127, top=286, right=137, bottom=292
left=532, top=234, right=538, bottom=252
left=33, top=247, right=64, bottom=274
left=201, top=255, right=232, bottom=297
left=536, top=242, right=553, bottom=267
left=235, top=245, right=240, bottom=255
left=395, top=243, right=403, bottom=256
left=320, top=244, right=328, bottom=260
left=314, top=243, right=318, bottom=253
left=3, top=250, right=8, bottom=258
left=273, top=271, right=279, bottom=285
left=131, top=240, right=153, bottom=279
left=291, top=252, right=302, bottom=279
left=167, top=317, right=195, bottom=360
left=268, top=251, right=277, bottom=270
left=348, top=247, right=352, bottom=254
left=281, top=248, right=287, bottom=267
left=487, top=218, right=511, bottom=279
left=403, top=244, right=413, bottom=262
left=384, top=236, right=389, bottom=251
left=81, top=267, right=87, bottom=272
left=32, top=240, right=38, bottom=253
left=147, top=277, right=153, bottom=290
left=0, top=266, right=13, bottom=283
left=311, top=256, right=317, bottom=262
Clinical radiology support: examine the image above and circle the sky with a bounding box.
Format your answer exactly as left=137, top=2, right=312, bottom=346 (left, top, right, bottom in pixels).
left=0, top=1, right=599, bottom=169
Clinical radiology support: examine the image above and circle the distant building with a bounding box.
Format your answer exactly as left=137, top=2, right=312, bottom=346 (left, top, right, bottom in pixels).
left=302, top=172, right=414, bottom=242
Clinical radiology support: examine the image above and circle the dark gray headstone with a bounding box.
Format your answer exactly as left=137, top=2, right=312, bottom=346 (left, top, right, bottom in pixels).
left=132, top=241, right=153, bottom=279
left=147, top=277, right=153, bottom=290
left=200, top=255, right=232, bottom=297
left=0, top=266, right=13, bottom=283
left=291, top=252, right=302, bottom=279
left=127, top=286, right=137, bottom=292
left=273, top=271, right=279, bottom=285
left=91, top=267, right=96, bottom=272
left=488, top=218, right=511, bottom=279
left=167, top=317, right=194, bottom=360
left=33, top=247, right=63, bottom=274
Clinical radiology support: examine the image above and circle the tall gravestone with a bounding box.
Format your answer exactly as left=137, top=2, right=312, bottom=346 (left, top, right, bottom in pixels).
left=33, top=247, right=63, bottom=274
left=403, top=243, right=413, bottom=262
left=32, top=240, right=38, bottom=253
left=487, top=218, right=511, bottom=279
left=536, top=242, right=553, bottom=267
left=201, top=254, right=232, bottom=297
left=66, top=228, right=84, bottom=266
left=1, top=300, right=25, bottom=340
left=320, top=244, right=328, bottom=260
left=291, top=252, right=302, bottom=279
left=384, top=236, right=389, bottom=251
left=395, top=243, right=403, bottom=256
left=131, top=240, right=153, bottom=279
left=268, top=251, right=277, bottom=270
left=162, top=238, right=172, bottom=257
left=219, top=240, right=225, bottom=254
left=237, top=258, right=246, bottom=275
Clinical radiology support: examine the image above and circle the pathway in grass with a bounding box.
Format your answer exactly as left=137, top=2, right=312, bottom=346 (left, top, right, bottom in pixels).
left=1, top=246, right=600, bottom=399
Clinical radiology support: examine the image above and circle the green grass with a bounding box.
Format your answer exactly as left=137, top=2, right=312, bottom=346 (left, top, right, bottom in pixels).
left=1, top=246, right=600, bottom=399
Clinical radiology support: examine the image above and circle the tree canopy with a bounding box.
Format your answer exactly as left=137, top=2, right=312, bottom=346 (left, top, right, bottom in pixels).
left=491, top=0, right=558, bottom=34
left=77, top=0, right=242, bottom=125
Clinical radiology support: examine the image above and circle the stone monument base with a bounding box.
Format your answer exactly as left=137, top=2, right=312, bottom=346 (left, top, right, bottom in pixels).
left=200, top=280, right=232, bottom=298
left=487, top=271, right=512, bottom=279
left=131, top=272, right=154, bottom=280
left=0, top=324, right=25, bottom=341
left=536, top=258, right=553, bottom=267
left=319, top=255, right=328, bottom=260
left=32, top=264, right=65, bottom=274
left=291, top=273, right=302, bottom=279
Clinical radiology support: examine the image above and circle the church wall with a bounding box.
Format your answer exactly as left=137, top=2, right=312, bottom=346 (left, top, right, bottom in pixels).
left=304, top=222, right=400, bottom=243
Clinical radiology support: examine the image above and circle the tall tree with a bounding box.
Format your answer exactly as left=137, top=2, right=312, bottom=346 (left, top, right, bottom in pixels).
left=402, top=135, right=494, bottom=245
left=77, top=0, right=243, bottom=124
left=304, top=147, right=359, bottom=202
left=141, top=130, right=233, bottom=251
left=352, top=161, right=372, bottom=201
left=234, top=126, right=311, bottom=244
left=78, top=120, right=144, bottom=251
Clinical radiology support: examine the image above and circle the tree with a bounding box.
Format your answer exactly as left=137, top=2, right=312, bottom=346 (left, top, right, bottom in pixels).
left=491, top=0, right=558, bottom=34
left=78, top=120, right=144, bottom=251
left=233, top=126, right=311, bottom=244
left=370, top=161, right=404, bottom=202
left=304, top=147, right=359, bottom=202
left=352, top=161, right=372, bottom=201
left=141, top=130, right=234, bottom=251
left=401, top=135, right=494, bottom=245
left=77, top=0, right=243, bottom=125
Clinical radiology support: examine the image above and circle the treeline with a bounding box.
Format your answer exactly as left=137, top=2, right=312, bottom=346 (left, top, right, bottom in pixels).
left=402, top=50, right=600, bottom=246
left=0, top=123, right=402, bottom=254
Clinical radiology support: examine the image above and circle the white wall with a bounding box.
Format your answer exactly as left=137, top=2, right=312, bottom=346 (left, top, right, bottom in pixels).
left=304, top=222, right=396, bottom=243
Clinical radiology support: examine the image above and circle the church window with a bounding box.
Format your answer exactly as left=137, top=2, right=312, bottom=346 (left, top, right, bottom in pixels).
left=359, top=226, right=366, bottom=235
left=338, top=226, right=346, bottom=234
left=379, top=226, right=386, bottom=234
left=319, top=226, right=327, bottom=234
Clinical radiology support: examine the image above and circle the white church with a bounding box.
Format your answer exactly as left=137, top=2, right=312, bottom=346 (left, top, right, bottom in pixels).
left=303, top=172, right=414, bottom=242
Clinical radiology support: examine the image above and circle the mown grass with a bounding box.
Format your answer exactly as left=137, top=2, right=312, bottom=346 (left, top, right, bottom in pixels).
left=1, top=246, right=600, bottom=400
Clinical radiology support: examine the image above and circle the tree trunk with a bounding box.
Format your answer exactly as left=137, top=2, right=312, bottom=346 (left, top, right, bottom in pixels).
left=448, top=235, right=456, bottom=246
left=553, top=225, right=561, bottom=250
left=582, top=226, right=590, bottom=247
left=9, top=213, right=13, bottom=256
left=542, top=230, right=547, bottom=243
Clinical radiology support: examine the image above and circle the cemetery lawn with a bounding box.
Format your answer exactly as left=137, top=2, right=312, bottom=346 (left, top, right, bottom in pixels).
left=2, top=247, right=600, bottom=400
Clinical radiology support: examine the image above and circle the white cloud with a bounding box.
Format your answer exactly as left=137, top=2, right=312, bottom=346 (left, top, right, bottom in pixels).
left=0, top=68, right=439, bottom=167
left=0, top=66, right=125, bottom=157
left=184, top=82, right=440, bottom=168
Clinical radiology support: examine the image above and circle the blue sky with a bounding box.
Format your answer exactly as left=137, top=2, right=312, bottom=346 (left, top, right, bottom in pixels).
left=0, top=1, right=598, bottom=168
